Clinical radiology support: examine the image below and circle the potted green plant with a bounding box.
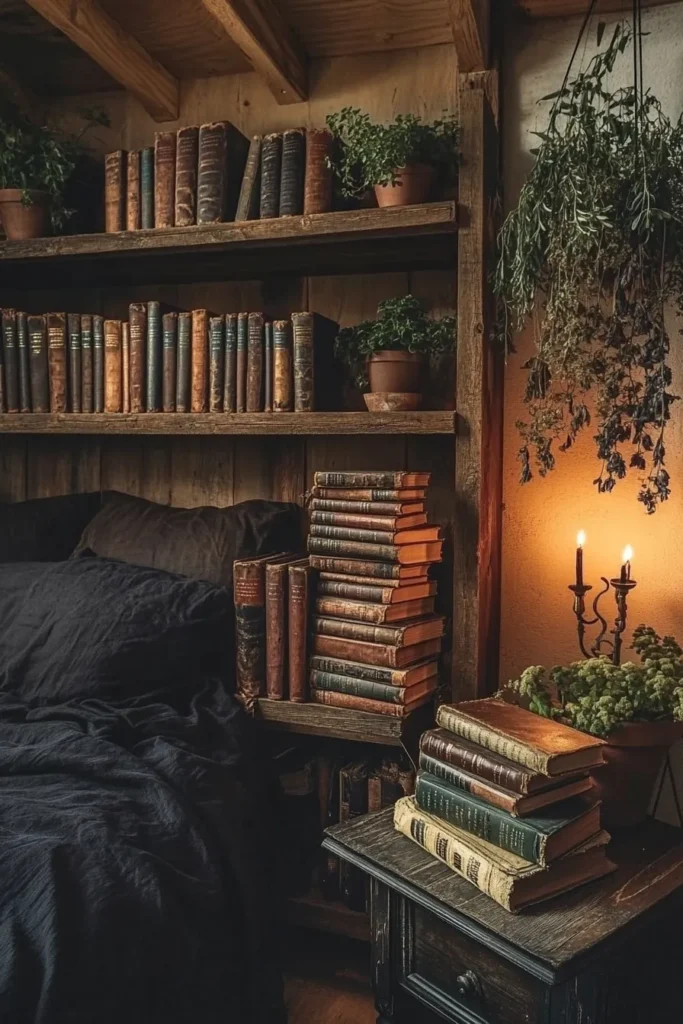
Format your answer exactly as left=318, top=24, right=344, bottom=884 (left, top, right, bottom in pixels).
left=335, top=295, right=456, bottom=410
left=325, top=108, right=459, bottom=208
left=505, top=625, right=683, bottom=827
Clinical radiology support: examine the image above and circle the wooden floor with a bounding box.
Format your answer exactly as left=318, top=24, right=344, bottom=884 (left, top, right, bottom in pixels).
left=284, top=931, right=375, bottom=1024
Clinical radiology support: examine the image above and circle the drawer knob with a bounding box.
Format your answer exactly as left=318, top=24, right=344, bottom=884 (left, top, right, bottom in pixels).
left=455, top=970, right=482, bottom=1000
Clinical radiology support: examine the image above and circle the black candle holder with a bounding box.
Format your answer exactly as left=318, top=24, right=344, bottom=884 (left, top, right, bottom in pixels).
left=569, top=576, right=637, bottom=666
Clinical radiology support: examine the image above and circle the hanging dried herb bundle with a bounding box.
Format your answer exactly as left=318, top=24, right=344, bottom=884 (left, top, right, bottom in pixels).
left=495, top=21, right=683, bottom=512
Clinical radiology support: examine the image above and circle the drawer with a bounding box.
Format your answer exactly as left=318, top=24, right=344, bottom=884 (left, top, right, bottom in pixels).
left=401, top=904, right=545, bottom=1024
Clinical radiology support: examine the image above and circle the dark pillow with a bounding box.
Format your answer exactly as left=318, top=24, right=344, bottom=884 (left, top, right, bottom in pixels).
left=0, top=558, right=233, bottom=703
left=0, top=492, right=102, bottom=562
left=73, top=492, right=303, bottom=587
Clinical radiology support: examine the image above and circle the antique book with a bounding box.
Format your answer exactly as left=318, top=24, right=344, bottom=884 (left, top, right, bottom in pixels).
left=234, top=552, right=291, bottom=710
left=80, top=314, right=94, bottom=413
left=246, top=312, right=264, bottom=412
left=317, top=577, right=436, bottom=605
left=175, top=125, right=199, bottom=227
left=272, top=319, right=293, bottom=411
left=311, top=510, right=427, bottom=532
left=310, top=655, right=438, bottom=688
left=279, top=127, right=305, bottom=216
left=126, top=149, right=141, bottom=231
left=191, top=308, right=209, bottom=413
left=93, top=316, right=105, bottom=412
left=67, top=312, right=82, bottom=413
left=197, top=121, right=249, bottom=223
left=289, top=560, right=312, bottom=702
left=314, top=614, right=444, bottom=648
left=1, top=309, right=19, bottom=413
left=264, top=320, right=273, bottom=411
left=291, top=311, right=339, bottom=412
left=0, top=337, right=4, bottom=412
left=235, top=135, right=262, bottom=221
left=122, top=322, right=130, bottom=414
left=314, top=471, right=431, bottom=489
left=223, top=312, right=237, bottom=413
left=104, top=150, right=126, bottom=232
left=311, top=671, right=437, bottom=706
left=16, top=311, right=30, bottom=412
left=311, top=486, right=426, bottom=501
left=414, top=772, right=601, bottom=866
left=208, top=315, right=225, bottom=412
left=140, top=146, right=155, bottom=229
left=310, top=497, right=425, bottom=516
left=308, top=555, right=428, bottom=580
left=146, top=301, right=163, bottom=411
left=265, top=555, right=307, bottom=700
left=368, top=759, right=415, bottom=812
left=339, top=761, right=369, bottom=910
left=312, top=633, right=442, bottom=669
left=315, top=596, right=435, bottom=624
left=394, top=798, right=615, bottom=914
left=260, top=133, right=282, bottom=219
left=435, top=698, right=605, bottom=776
left=28, top=315, right=49, bottom=413
left=307, top=536, right=443, bottom=565
left=309, top=523, right=440, bottom=545
left=419, top=729, right=590, bottom=797
left=304, top=128, right=333, bottom=215
left=162, top=312, right=178, bottom=412
left=103, top=319, right=122, bottom=412
left=312, top=689, right=432, bottom=717
left=236, top=312, right=248, bottom=413
left=128, top=302, right=147, bottom=414
left=47, top=312, right=68, bottom=413
left=176, top=312, right=192, bottom=412
left=154, top=132, right=177, bottom=228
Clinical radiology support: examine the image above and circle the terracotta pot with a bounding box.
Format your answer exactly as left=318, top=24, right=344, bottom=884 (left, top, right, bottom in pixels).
left=590, top=721, right=683, bottom=829
left=373, top=163, right=435, bottom=208
left=0, top=189, right=50, bottom=240
left=367, top=351, right=424, bottom=395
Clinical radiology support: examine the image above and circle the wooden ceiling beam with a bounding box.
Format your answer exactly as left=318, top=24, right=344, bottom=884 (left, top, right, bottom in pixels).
left=23, top=0, right=179, bottom=121
left=449, top=0, right=490, bottom=72
left=201, top=0, right=308, bottom=104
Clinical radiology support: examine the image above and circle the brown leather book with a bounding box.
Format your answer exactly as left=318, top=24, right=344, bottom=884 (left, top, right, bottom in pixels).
left=67, top=312, right=82, bottom=413
left=27, top=315, right=49, bottom=413
left=154, top=132, right=177, bottom=229
left=307, top=536, right=443, bottom=565
left=291, top=311, right=339, bottom=412
left=311, top=511, right=427, bottom=532
left=317, top=577, right=435, bottom=605
left=435, top=700, right=605, bottom=776
left=176, top=312, right=192, bottom=412
left=310, top=497, right=425, bottom=516
left=190, top=309, right=209, bottom=412
left=1, top=309, right=19, bottom=413
left=162, top=312, right=178, bottom=412
left=126, top=150, right=141, bottom=231
left=103, top=319, right=122, bottom=413
left=121, top=322, right=130, bottom=413
left=310, top=655, right=439, bottom=689
left=264, top=320, right=273, bottom=411
left=197, top=121, right=249, bottom=223
left=16, top=311, right=30, bottom=412
left=246, top=312, right=264, bottom=412
left=310, top=524, right=441, bottom=545
left=236, top=312, right=248, bottom=413
left=314, top=614, right=444, bottom=648
left=315, top=471, right=431, bottom=489
left=279, top=127, right=305, bottom=216
left=80, top=314, right=93, bottom=414
left=304, top=129, right=333, bottom=215
left=312, top=673, right=437, bottom=707
left=288, top=560, right=312, bottom=702
left=367, top=760, right=415, bottom=812
left=47, top=312, right=68, bottom=413
left=208, top=315, right=224, bottom=412
left=223, top=312, right=237, bottom=413
left=104, top=150, right=126, bottom=232
left=311, top=689, right=432, bottom=717
left=272, top=319, right=293, bottom=411
left=311, top=486, right=426, bottom=501
left=259, top=133, right=282, bottom=219
left=308, top=556, right=428, bottom=580
left=315, top=596, right=435, bottom=624
left=265, top=555, right=307, bottom=700
left=235, top=135, right=261, bottom=221
left=312, top=634, right=442, bottom=669
left=128, top=303, right=147, bottom=414
left=93, top=316, right=105, bottom=413
left=234, top=552, right=292, bottom=710
left=175, top=126, right=199, bottom=227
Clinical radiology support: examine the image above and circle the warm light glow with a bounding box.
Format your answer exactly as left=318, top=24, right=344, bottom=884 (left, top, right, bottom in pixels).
left=622, top=545, right=634, bottom=563
left=577, top=530, right=586, bottom=548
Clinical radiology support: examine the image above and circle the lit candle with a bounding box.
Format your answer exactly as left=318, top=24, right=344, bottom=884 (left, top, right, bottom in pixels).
left=620, top=545, right=633, bottom=583
left=576, top=530, right=586, bottom=588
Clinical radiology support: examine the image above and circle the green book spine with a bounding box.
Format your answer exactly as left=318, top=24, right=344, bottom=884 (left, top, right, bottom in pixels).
left=309, top=524, right=395, bottom=545
left=2, top=309, right=19, bottom=412
left=81, top=315, right=94, bottom=413
left=311, top=670, right=404, bottom=704
left=16, top=311, right=31, bottom=412
left=236, top=312, right=248, bottom=413
left=146, top=301, right=162, bottom=411
left=176, top=312, right=191, bottom=412
left=311, top=656, right=402, bottom=685
left=264, top=320, right=273, bottom=411
left=140, top=147, right=154, bottom=229
left=223, top=313, right=237, bottom=412
left=93, top=315, right=104, bottom=413
left=307, top=536, right=400, bottom=561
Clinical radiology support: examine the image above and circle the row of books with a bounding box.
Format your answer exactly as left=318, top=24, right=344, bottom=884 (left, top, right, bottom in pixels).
left=395, top=697, right=615, bottom=912
left=0, top=305, right=337, bottom=414
left=105, top=122, right=333, bottom=233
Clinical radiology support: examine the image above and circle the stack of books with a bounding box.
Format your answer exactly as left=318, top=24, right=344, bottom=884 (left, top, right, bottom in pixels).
left=394, top=697, right=616, bottom=912
left=307, top=470, right=444, bottom=717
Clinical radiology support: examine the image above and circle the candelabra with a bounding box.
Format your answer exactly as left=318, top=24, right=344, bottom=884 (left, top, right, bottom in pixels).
left=569, top=575, right=637, bottom=666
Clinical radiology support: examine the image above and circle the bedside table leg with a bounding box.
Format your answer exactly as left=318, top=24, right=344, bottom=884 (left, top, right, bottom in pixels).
left=370, top=878, right=396, bottom=1024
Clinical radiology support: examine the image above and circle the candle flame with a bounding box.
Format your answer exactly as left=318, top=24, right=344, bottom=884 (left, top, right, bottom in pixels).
left=622, top=545, right=633, bottom=563
left=577, top=530, right=586, bottom=547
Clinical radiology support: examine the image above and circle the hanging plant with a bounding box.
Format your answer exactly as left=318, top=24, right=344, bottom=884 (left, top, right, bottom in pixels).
left=494, top=18, right=683, bottom=513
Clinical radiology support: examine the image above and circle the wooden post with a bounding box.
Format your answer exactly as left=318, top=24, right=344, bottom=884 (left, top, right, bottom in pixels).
left=453, top=70, right=503, bottom=701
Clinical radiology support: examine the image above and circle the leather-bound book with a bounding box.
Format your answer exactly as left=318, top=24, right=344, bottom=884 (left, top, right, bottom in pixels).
left=128, top=302, right=147, bottom=413
left=126, top=150, right=141, bottom=231
left=16, top=311, right=31, bottom=412
left=104, top=150, right=126, bottom=232
left=292, top=311, right=339, bottom=411
left=304, top=128, right=333, bottom=215
left=246, top=312, right=264, bottom=412
left=307, top=535, right=443, bottom=565
left=234, top=552, right=291, bottom=710
left=208, top=314, right=224, bottom=412
left=367, top=759, right=415, bottom=812
left=339, top=761, right=369, bottom=910
left=279, top=127, right=305, bottom=216
left=264, top=320, right=273, bottom=411
left=288, top=560, right=312, bottom=702
left=236, top=312, right=248, bottom=413
left=235, top=135, right=262, bottom=221
left=315, top=471, right=431, bottom=489
left=313, top=689, right=433, bottom=717
left=272, top=319, right=293, bottom=411
left=27, top=315, right=49, bottom=413
left=176, top=312, right=192, bottom=412
left=140, top=147, right=155, bottom=229
left=67, top=312, right=82, bottom=413
left=223, top=313, right=237, bottom=412
left=310, top=497, right=425, bottom=516
left=311, top=670, right=437, bottom=706
left=311, top=510, right=427, bottom=532
left=312, top=485, right=426, bottom=502
left=310, top=655, right=438, bottom=689
left=259, top=133, right=282, bottom=219
left=310, top=523, right=440, bottom=545
left=103, top=319, right=122, bottom=412
left=80, top=314, right=94, bottom=413
left=312, top=633, right=442, bottom=669
left=175, top=125, right=199, bottom=227
left=0, top=334, right=4, bottom=412
left=1, top=309, right=19, bottom=412
left=309, top=555, right=428, bottom=580
left=47, top=312, right=68, bottom=413
left=191, top=308, right=209, bottom=412
left=314, top=614, right=444, bottom=648
left=265, top=555, right=307, bottom=700
left=315, top=596, right=435, bottom=624
left=317, top=577, right=436, bottom=605
left=162, top=311, right=178, bottom=412
left=154, top=132, right=177, bottom=229
left=197, top=121, right=249, bottom=224
left=121, top=322, right=130, bottom=413
left=146, top=301, right=163, bottom=411
left=93, top=315, right=105, bottom=413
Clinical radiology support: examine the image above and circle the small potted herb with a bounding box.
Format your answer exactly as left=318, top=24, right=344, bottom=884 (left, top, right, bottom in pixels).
left=325, top=108, right=459, bottom=208
left=335, top=295, right=456, bottom=409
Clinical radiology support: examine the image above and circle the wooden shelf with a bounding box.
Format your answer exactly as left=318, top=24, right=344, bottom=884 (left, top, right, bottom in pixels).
left=256, top=697, right=433, bottom=746
left=0, top=411, right=455, bottom=436
left=288, top=889, right=369, bottom=942
left=0, top=202, right=458, bottom=287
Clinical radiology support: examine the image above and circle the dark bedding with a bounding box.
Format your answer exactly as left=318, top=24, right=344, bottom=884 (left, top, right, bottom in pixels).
left=0, top=559, right=286, bottom=1024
